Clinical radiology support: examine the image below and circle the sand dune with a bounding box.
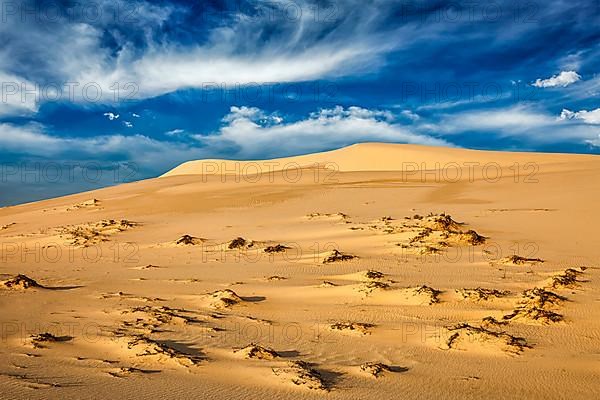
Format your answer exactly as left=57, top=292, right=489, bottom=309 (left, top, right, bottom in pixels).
left=1, top=143, right=599, bottom=399
left=163, top=143, right=599, bottom=177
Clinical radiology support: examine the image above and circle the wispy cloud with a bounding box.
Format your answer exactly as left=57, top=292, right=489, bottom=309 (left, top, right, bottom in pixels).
left=0, top=122, right=201, bottom=171
left=429, top=104, right=600, bottom=145
left=0, top=0, right=401, bottom=108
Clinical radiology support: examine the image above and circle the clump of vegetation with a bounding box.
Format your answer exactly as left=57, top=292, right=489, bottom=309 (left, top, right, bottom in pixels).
left=414, top=285, right=442, bottom=304
left=228, top=237, right=248, bottom=249
left=2, top=274, right=43, bottom=290
left=264, top=244, right=290, bottom=253
left=322, top=249, right=357, bottom=263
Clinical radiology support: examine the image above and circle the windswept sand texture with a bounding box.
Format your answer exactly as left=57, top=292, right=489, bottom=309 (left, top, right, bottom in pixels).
left=0, top=143, right=599, bottom=399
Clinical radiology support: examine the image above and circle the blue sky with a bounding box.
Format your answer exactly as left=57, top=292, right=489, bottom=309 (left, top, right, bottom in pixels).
left=1, top=0, right=599, bottom=205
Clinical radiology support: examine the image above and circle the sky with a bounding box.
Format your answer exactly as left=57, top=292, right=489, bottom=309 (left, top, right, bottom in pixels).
left=0, top=0, right=599, bottom=205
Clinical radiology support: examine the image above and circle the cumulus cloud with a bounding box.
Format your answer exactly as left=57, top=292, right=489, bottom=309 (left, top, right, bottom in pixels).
left=532, top=71, right=581, bottom=88
left=559, top=108, right=600, bottom=124
left=0, top=105, right=452, bottom=178
left=104, top=112, right=120, bottom=121
left=194, top=105, right=451, bottom=158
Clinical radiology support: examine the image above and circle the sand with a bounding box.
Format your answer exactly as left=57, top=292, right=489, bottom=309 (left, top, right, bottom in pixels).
left=0, top=143, right=599, bottom=399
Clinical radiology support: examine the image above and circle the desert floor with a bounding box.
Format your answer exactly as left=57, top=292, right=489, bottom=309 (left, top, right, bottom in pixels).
left=1, top=143, right=599, bottom=399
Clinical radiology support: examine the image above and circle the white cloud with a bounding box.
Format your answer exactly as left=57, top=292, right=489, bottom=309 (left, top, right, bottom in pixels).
left=427, top=104, right=600, bottom=145
left=559, top=108, right=600, bottom=124
left=132, top=113, right=141, bottom=118
left=586, top=135, right=600, bottom=147
left=124, top=121, right=133, bottom=128
left=311, top=106, right=394, bottom=122
left=194, top=105, right=451, bottom=158
left=0, top=1, right=402, bottom=107
left=436, top=105, right=555, bottom=134
left=532, top=71, right=581, bottom=88
left=0, top=122, right=204, bottom=171
left=223, top=106, right=285, bottom=126
left=400, top=110, right=420, bottom=121
left=0, top=105, right=450, bottom=172
left=2, top=102, right=598, bottom=181
left=103, top=112, right=120, bottom=121
left=0, top=73, right=39, bottom=116
left=415, top=92, right=513, bottom=111
left=165, top=129, right=185, bottom=136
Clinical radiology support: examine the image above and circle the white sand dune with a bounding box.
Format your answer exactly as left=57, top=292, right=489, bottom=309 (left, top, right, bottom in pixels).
left=163, top=142, right=599, bottom=177
left=1, top=143, right=599, bottom=399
